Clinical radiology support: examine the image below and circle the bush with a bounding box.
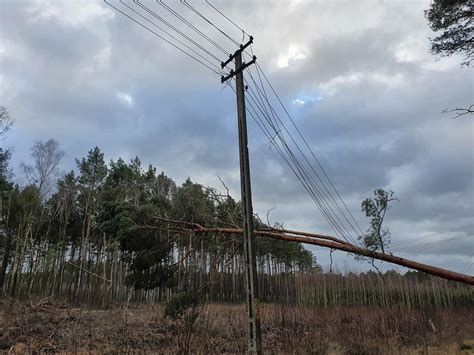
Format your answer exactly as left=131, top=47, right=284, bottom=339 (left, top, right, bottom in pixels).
left=165, top=291, right=199, bottom=320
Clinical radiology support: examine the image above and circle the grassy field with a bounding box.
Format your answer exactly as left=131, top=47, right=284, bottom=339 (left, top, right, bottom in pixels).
left=1, top=298, right=473, bottom=354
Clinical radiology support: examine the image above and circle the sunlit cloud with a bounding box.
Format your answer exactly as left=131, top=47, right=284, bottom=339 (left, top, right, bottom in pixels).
left=117, top=92, right=134, bottom=107
left=292, top=94, right=322, bottom=107
left=278, top=45, right=307, bottom=68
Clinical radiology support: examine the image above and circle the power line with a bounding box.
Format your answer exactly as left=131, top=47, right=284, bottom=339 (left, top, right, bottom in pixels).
left=244, top=84, right=358, bottom=244
left=397, top=233, right=474, bottom=256
left=256, top=62, right=365, bottom=237
left=461, top=255, right=474, bottom=274
left=244, top=91, right=353, bottom=242
left=241, top=85, right=332, bottom=228
left=394, top=234, right=470, bottom=253
left=172, top=0, right=362, bottom=243
left=242, top=73, right=361, bottom=244
left=157, top=0, right=231, bottom=56
left=121, top=0, right=223, bottom=70
left=108, top=0, right=372, bottom=248
left=241, top=66, right=359, bottom=244
left=247, top=57, right=281, bottom=132
left=205, top=0, right=250, bottom=41
left=181, top=0, right=241, bottom=47
left=134, top=0, right=223, bottom=63
left=203, top=0, right=365, bottom=243
left=113, top=0, right=365, bottom=245
left=245, top=68, right=362, bottom=244
left=390, top=224, right=474, bottom=247
left=104, top=0, right=223, bottom=75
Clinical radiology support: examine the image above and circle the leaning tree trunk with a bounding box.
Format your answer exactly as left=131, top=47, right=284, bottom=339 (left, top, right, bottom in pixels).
left=159, top=220, right=474, bottom=286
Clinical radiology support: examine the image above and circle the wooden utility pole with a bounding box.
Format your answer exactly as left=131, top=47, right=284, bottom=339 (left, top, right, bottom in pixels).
left=234, top=51, right=261, bottom=354
left=221, top=37, right=261, bottom=353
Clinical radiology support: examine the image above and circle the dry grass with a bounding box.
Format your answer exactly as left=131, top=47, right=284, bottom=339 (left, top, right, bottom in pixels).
left=1, top=298, right=473, bottom=354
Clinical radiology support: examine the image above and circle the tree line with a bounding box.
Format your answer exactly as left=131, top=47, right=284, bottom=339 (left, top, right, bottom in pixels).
left=0, top=129, right=317, bottom=304
left=1, top=108, right=470, bottom=307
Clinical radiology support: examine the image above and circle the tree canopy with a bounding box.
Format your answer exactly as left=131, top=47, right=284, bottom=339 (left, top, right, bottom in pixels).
left=425, top=0, right=474, bottom=66
left=1, top=142, right=320, bottom=301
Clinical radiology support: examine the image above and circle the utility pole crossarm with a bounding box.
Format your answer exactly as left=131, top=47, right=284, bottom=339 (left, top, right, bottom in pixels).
left=221, top=56, right=257, bottom=83
left=221, top=35, right=254, bottom=69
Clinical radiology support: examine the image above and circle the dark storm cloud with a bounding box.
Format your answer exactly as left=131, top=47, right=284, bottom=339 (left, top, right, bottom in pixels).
left=1, top=0, right=472, bottom=273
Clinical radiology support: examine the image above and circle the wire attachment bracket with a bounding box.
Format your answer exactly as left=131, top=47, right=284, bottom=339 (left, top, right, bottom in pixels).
left=221, top=55, right=257, bottom=83
left=221, top=35, right=254, bottom=69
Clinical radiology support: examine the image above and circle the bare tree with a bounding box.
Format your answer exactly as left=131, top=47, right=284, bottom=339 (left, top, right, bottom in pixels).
left=0, top=106, right=13, bottom=138
left=443, top=104, right=474, bottom=119
left=21, top=139, right=65, bottom=199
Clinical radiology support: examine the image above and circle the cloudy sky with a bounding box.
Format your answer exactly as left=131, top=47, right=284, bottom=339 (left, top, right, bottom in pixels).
left=1, top=0, right=473, bottom=274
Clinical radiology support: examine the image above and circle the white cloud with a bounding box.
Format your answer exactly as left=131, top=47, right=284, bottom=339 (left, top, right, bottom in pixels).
left=0, top=75, right=6, bottom=98
left=319, top=73, right=362, bottom=96
left=277, top=45, right=307, bottom=68
left=292, top=95, right=322, bottom=107
left=421, top=55, right=463, bottom=72
left=81, top=45, right=111, bottom=75
left=318, top=72, right=406, bottom=96
left=392, top=36, right=428, bottom=63
left=371, top=73, right=406, bottom=87
left=117, top=92, right=134, bottom=107
left=28, top=0, right=113, bottom=27
left=292, top=98, right=305, bottom=106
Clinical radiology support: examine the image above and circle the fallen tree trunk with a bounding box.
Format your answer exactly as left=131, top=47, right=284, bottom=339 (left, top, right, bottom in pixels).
left=257, top=230, right=474, bottom=286
left=174, top=224, right=474, bottom=286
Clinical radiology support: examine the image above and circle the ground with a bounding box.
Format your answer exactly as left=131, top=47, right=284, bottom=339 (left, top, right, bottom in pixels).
left=1, top=299, right=473, bottom=354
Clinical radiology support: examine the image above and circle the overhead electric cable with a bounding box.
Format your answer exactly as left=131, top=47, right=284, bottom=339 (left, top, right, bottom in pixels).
left=204, top=0, right=365, bottom=242
left=397, top=233, right=474, bottom=256
left=157, top=0, right=231, bottom=56
left=104, top=0, right=223, bottom=75
left=181, top=0, right=241, bottom=47
left=180, top=2, right=364, bottom=244
left=244, top=85, right=357, bottom=244
left=390, top=224, right=474, bottom=247
left=205, top=0, right=251, bottom=40
left=169, top=0, right=361, bottom=243
left=245, top=69, right=362, bottom=244
left=242, top=69, right=361, bottom=244
left=134, top=0, right=223, bottom=63
left=462, top=255, right=474, bottom=274
left=242, top=87, right=339, bottom=232
left=243, top=79, right=356, bottom=243
left=256, top=62, right=365, bottom=237
left=245, top=97, right=352, bottom=242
